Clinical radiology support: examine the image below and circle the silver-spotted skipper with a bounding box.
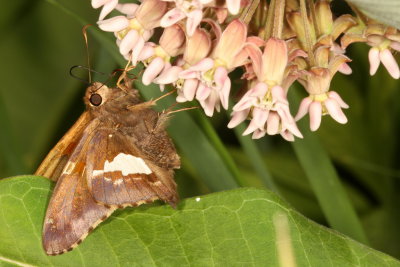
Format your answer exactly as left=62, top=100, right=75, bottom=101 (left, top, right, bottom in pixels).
left=35, top=76, right=180, bottom=255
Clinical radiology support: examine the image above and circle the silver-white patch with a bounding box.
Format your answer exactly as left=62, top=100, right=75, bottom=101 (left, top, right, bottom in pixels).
left=114, top=178, right=123, bottom=185
left=92, top=170, right=104, bottom=177
left=62, top=162, right=76, bottom=175
left=104, top=153, right=152, bottom=175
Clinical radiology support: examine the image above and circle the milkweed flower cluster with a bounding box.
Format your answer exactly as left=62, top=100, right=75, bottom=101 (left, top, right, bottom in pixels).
left=92, top=0, right=400, bottom=141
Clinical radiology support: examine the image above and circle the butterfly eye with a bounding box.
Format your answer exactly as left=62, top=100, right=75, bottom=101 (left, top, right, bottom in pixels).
left=90, top=93, right=102, bottom=106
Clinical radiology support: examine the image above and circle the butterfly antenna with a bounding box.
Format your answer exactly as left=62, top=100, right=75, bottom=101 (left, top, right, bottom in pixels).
left=70, top=66, right=109, bottom=84
left=82, top=25, right=92, bottom=83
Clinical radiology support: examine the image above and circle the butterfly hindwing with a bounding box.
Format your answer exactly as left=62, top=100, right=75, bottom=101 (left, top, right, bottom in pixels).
left=86, top=129, right=178, bottom=207
left=42, top=119, right=116, bottom=255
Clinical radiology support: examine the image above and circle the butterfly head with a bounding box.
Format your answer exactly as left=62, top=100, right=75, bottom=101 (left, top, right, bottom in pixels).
left=84, top=82, right=111, bottom=108
left=84, top=82, right=142, bottom=113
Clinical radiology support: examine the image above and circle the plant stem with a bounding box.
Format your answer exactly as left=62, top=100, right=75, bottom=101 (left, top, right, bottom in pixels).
left=299, top=0, right=316, bottom=66
left=272, top=0, right=286, bottom=39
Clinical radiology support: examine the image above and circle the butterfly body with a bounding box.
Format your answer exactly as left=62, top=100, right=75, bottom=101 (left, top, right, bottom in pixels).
left=36, top=82, right=180, bottom=255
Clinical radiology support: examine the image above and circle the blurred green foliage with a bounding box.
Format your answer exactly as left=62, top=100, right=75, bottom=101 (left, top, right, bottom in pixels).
left=1, top=0, right=400, bottom=260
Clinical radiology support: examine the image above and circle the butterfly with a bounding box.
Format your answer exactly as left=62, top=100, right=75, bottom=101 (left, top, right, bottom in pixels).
left=35, top=77, right=180, bottom=255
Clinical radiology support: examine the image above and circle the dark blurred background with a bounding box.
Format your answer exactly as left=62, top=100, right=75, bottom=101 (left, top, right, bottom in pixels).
left=1, top=0, right=400, bottom=259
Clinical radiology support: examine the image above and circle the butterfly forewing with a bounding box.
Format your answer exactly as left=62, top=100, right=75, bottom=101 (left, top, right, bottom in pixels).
left=42, top=119, right=116, bottom=255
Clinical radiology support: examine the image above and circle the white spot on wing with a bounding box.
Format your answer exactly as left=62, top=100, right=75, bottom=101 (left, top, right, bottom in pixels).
left=104, top=153, right=152, bottom=175
left=63, top=161, right=76, bottom=175
left=114, top=179, right=123, bottom=185
left=196, top=197, right=201, bottom=202
left=92, top=170, right=104, bottom=177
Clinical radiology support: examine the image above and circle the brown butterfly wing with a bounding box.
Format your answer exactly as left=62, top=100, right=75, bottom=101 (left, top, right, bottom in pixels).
left=35, top=112, right=91, bottom=181
left=86, top=129, right=179, bottom=208
left=42, top=119, right=116, bottom=255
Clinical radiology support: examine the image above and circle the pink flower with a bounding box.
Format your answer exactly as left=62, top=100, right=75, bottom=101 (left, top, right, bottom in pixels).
left=296, top=67, right=349, bottom=131
left=366, top=32, right=400, bottom=79
left=97, top=0, right=167, bottom=64
left=178, top=19, right=248, bottom=116
left=342, top=25, right=400, bottom=79
left=228, top=38, right=303, bottom=140
left=154, top=28, right=212, bottom=99
left=225, top=0, right=241, bottom=15
left=229, top=84, right=302, bottom=141
left=92, top=0, right=119, bottom=20
left=368, top=46, right=400, bottom=79
left=160, top=0, right=212, bottom=36
left=139, top=25, right=186, bottom=85
left=296, top=90, right=349, bottom=131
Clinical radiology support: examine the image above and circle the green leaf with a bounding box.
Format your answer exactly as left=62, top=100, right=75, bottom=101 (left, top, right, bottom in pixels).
left=1, top=176, right=398, bottom=266
left=346, top=0, right=400, bottom=29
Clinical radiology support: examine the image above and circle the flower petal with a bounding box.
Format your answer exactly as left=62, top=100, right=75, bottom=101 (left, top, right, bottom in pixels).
left=154, top=66, right=182, bottom=84
left=390, top=41, right=400, bottom=52
left=243, top=118, right=259, bottom=135
left=219, top=76, right=231, bottom=110
left=232, top=82, right=268, bottom=111
left=226, top=0, right=241, bottom=15
left=186, top=10, right=203, bottom=36
left=137, top=43, right=155, bottom=61
left=309, top=101, right=322, bottom=131
left=142, top=57, right=165, bottom=85
left=252, top=107, right=269, bottom=128
left=280, top=131, right=295, bottom=142
left=327, top=91, right=349, bottom=109
left=92, top=0, right=109, bottom=9
left=97, top=16, right=129, bottom=32
left=184, top=29, right=212, bottom=65
left=324, top=98, right=348, bottom=124
left=295, top=97, right=312, bottom=121
left=202, top=92, right=218, bottom=117
left=215, top=8, right=228, bottom=23
left=179, top=58, right=214, bottom=79
left=116, top=3, right=139, bottom=15
left=368, top=47, right=380, bottom=76
left=379, top=49, right=400, bottom=79
left=271, top=85, right=288, bottom=104
left=214, top=19, right=247, bottom=66
left=266, top=112, right=280, bottom=135
left=228, top=109, right=249, bottom=128
left=261, top=38, right=288, bottom=84
left=131, top=36, right=146, bottom=65
left=160, top=25, right=186, bottom=56
left=183, top=78, right=199, bottom=101
left=252, top=129, right=266, bottom=139
left=160, top=8, right=186, bottom=28
left=338, top=63, right=352, bottom=75
left=136, top=0, right=168, bottom=29
left=119, top=30, right=139, bottom=55
left=244, top=43, right=263, bottom=79
left=196, top=83, right=211, bottom=101
left=99, top=0, right=118, bottom=20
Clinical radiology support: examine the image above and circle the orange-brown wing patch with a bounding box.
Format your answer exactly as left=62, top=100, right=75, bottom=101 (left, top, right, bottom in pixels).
left=35, top=112, right=91, bottom=181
